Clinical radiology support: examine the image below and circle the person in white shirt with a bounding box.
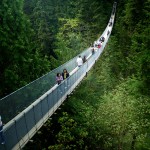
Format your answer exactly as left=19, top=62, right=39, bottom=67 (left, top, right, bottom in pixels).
left=94, top=41, right=97, bottom=47
left=76, top=56, right=83, bottom=67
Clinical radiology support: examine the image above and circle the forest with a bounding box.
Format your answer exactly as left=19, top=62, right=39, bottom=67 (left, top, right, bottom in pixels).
left=0, top=0, right=150, bottom=149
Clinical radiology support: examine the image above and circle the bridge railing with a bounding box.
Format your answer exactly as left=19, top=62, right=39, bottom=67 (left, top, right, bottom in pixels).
left=2, top=53, right=94, bottom=150
left=0, top=43, right=92, bottom=124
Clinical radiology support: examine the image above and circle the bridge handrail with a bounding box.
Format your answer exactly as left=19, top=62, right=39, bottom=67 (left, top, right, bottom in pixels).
left=0, top=29, right=93, bottom=124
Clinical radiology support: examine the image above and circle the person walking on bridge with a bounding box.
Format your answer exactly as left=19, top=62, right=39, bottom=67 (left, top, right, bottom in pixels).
left=56, top=73, right=63, bottom=85
left=76, top=56, right=83, bottom=67
left=62, top=69, right=69, bottom=80
left=82, top=56, right=87, bottom=63
left=0, top=116, right=5, bottom=145
left=91, top=48, right=95, bottom=55
left=97, top=41, right=101, bottom=50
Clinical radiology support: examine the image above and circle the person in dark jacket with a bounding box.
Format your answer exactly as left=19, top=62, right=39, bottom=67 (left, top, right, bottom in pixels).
left=82, top=56, right=87, bottom=63
left=91, top=48, right=95, bottom=55
left=0, top=116, right=5, bottom=145
left=62, top=69, right=69, bottom=80
left=100, top=36, right=105, bottom=42
left=109, top=21, right=112, bottom=26
left=107, top=30, right=110, bottom=35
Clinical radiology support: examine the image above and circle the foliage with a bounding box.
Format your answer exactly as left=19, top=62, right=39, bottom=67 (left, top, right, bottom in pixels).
left=55, top=18, right=88, bottom=63
left=0, top=0, right=50, bottom=98
left=92, top=78, right=150, bottom=149
left=48, top=112, right=88, bottom=150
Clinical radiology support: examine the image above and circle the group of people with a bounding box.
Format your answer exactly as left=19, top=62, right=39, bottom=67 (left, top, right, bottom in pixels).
left=76, top=35, right=106, bottom=69
left=56, top=33, right=109, bottom=85
left=56, top=55, right=88, bottom=85
left=56, top=69, right=69, bottom=85
left=76, top=55, right=88, bottom=67
left=92, top=36, right=105, bottom=53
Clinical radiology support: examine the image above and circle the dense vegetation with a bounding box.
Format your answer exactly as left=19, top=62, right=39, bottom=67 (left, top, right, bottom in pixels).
left=0, top=0, right=150, bottom=149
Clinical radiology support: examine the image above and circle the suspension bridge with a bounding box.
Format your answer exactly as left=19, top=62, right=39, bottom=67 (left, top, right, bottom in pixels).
left=0, top=2, right=117, bottom=150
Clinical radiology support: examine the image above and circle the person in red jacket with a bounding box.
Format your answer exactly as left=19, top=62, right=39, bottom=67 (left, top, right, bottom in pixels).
left=98, top=43, right=101, bottom=50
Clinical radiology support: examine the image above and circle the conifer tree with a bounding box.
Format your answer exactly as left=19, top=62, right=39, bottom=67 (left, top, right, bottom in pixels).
left=0, top=0, right=50, bottom=97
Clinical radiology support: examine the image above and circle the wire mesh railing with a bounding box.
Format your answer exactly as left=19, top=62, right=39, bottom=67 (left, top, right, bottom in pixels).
left=0, top=46, right=92, bottom=124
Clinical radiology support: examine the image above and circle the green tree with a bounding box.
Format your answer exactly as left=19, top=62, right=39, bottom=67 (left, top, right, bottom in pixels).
left=0, top=0, right=50, bottom=97
left=48, top=112, right=88, bottom=150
